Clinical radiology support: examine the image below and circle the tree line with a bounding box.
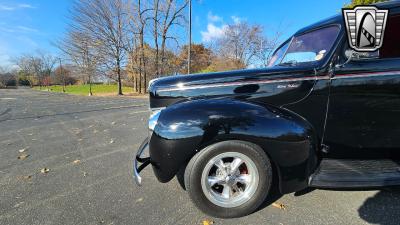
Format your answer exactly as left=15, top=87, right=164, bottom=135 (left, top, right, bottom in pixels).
left=57, top=0, right=283, bottom=95
left=3, top=0, right=284, bottom=94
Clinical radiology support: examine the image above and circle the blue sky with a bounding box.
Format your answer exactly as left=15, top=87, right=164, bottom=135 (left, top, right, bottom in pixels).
left=0, top=0, right=348, bottom=68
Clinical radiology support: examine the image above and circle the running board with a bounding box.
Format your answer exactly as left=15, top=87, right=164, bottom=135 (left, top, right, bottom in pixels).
left=309, top=159, right=400, bottom=188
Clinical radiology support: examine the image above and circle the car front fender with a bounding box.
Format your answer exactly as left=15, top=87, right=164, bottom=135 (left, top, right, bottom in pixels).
left=149, top=98, right=318, bottom=193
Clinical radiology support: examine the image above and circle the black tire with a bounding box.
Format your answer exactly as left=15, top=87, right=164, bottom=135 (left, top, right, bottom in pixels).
left=184, top=140, right=272, bottom=218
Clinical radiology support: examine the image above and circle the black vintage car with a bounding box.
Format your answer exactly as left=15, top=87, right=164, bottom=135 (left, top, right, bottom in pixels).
left=134, top=1, right=400, bottom=218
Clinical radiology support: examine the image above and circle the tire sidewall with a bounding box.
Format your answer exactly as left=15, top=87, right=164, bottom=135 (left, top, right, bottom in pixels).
left=187, top=141, right=272, bottom=218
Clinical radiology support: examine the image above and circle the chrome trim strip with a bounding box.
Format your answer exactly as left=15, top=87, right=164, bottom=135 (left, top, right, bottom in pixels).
left=155, top=70, right=400, bottom=93
left=332, top=70, right=400, bottom=80
left=157, top=76, right=325, bottom=92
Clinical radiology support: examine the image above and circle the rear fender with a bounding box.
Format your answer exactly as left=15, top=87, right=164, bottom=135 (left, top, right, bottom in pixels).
left=149, top=99, right=318, bottom=193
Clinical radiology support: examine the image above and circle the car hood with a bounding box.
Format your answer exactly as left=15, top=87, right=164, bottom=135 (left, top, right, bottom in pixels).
left=148, top=65, right=318, bottom=108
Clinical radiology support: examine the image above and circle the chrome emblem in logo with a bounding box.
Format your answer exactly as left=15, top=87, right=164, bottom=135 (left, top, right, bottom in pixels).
left=343, top=6, right=389, bottom=52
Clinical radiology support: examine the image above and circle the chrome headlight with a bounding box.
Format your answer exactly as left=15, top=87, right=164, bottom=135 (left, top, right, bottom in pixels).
left=148, top=108, right=164, bottom=134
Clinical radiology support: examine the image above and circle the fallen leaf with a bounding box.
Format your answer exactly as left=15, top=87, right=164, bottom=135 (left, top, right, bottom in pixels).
left=272, top=202, right=286, bottom=210
left=13, top=202, right=24, bottom=208
left=40, top=168, right=50, bottom=174
left=135, top=198, right=143, bottom=203
left=17, top=154, right=29, bottom=160
left=18, top=147, right=28, bottom=153
left=109, top=139, right=115, bottom=144
left=17, top=175, right=32, bottom=180
left=202, top=219, right=214, bottom=225
left=73, top=159, right=81, bottom=164
left=111, top=121, right=116, bottom=125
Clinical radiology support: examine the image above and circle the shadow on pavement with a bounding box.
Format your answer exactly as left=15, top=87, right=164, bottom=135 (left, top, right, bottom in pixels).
left=358, top=187, right=400, bottom=225
left=256, top=167, right=283, bottom=212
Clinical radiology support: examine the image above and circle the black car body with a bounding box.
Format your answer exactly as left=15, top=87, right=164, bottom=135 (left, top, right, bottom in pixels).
left=133, top=1, right=400, bottom=218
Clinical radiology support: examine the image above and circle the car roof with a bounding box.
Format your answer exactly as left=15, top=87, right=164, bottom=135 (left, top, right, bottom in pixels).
left=374, top=0, right=400, bottom=9
left=294, top=0, right=400, bottom=36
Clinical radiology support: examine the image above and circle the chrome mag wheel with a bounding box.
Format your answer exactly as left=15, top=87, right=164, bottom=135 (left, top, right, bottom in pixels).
left=200, top=152, right=260, bottom=208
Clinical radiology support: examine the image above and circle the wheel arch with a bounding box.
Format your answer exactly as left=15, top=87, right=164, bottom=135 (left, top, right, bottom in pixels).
left=149, top=98, right=318, bottom=193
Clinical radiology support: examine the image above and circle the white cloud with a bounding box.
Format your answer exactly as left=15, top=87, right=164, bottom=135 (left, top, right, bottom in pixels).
left=201, top=12, right=226, bottom=42
left=200, top=13, right=246, bottom=42
left=0, top=5, right=15, bottom=11
left=16, top=26, right=38, bottom=33
left=208, top=11, right=223, bottom=23
left=0, top=3, right=36, bottom=11
left=0, top=27, right=15, bottom=33
left=18, top=4, right=36, bottom=9
left=201, top=23, right=228, bottom=42
left=0, top=25, right=39, bottom=34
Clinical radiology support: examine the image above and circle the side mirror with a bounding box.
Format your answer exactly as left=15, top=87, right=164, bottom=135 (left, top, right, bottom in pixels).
left=336, top=49, right=378, bottom=68
left=345, top=49, right=357, bottom=60
left=336, top=50, right=356, bottom=68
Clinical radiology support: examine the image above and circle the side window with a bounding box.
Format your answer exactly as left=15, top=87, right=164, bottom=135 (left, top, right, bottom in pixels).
left=380, top=15, right=400, bottom=59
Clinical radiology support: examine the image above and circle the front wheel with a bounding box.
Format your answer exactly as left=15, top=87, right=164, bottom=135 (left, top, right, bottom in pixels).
left=184, top=141, right=272, bottom=218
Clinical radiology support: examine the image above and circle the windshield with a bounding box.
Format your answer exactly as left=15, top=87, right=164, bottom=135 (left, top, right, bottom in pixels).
left=268, top=26, right=340, bottom=67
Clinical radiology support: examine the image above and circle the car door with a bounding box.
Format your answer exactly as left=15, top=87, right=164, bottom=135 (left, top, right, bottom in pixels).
left=324, top=14, right=400, bottom=159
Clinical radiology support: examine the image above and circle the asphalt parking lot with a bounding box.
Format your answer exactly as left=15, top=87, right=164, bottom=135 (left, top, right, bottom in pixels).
left=1, top=88, right=400, bottom=225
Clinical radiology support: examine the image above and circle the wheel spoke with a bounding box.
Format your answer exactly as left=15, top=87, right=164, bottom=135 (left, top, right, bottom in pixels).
left=230, top=157, right=243, bottom=174
left=207, top=176, right=224, bottom=186
left=222, top=184, right=232, bottom=199
left=235, top=174, right=251, bottom=185
left=214, top=159, right=225, bottom=170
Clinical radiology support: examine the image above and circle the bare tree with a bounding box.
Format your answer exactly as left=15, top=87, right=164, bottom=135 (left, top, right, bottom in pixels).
left=259, top=27, right=285, bottom=67
left=134, top=0, right=150, bottom=93
left=70, top=0, right=129, bottom=95
left=28, top=55, right=45, bottom=89
left=153, top=0, right=160, bottom=76
left=213, top=21, right=285, bottom=68
left=126, top=0, right=188, bottom=93
left=37, top=51, right=57, bottom=90
left=158, top=0, right=189, bottom=75
left=58, top=0, right=189, bottom=94
left=0, top=67, right=17, bottom=88
left=13, top=55, right=35, bottom=87
left=216, top=22, right=264, bottom=68
left=57, top=30, right=99, bottom=96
